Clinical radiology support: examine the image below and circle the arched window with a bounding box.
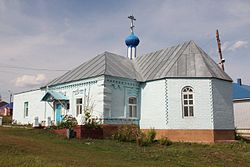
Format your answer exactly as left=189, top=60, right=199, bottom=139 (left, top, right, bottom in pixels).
left=128, top=97, right=137, bottom=118
left=182, top=86, right=194, bottom=117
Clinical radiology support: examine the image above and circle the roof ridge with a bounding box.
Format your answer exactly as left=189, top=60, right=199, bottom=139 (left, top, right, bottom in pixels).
left=104, top=51, right=126, bottom=59
left=191, top=42, right=214, bottom=77
left=131, top=60, right=144, bottom=81
left=104, top=52, right=107, bottom=75
left=195, top=43, right=232, bottom=81
left=137, top=40, right=192, bottom=58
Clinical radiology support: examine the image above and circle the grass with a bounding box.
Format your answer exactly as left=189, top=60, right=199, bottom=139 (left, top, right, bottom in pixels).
left=1, top=127, right=250, bottom=167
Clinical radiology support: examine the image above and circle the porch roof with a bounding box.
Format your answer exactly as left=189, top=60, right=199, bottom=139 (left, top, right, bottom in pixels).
left=41, top=91, right=68, bottom=102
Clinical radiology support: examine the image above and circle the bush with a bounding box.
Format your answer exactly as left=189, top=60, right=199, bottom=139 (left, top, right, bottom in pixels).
left=84, top=112, right=101, bottom=129
left=113, top=125, right=153, bottom=147
left=235, top=134, right=250, bottom=143
left=113, top=124, right=140, bottom=142
left=136, top=132, right=150, bottom=146
left=2, top=116, right=12, bottom=125
left=146, top=128, right=156, bottom=143
left=159, top=136, right=172, bottom=146
left=58, top=115, right=77, bottom=129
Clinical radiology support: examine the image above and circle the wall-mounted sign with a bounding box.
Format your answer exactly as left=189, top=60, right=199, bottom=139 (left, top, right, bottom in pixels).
left=73, top=88, right=84, bottom=95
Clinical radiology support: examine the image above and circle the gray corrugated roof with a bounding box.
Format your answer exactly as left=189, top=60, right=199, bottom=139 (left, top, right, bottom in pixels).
left=45, top=40, right=232, bottom=87
left=46, top=52, right=139, bottom=86
left=135, top=41, right=232, bottom=81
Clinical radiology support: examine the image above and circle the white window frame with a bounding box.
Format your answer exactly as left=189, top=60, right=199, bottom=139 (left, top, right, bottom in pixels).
left=128, top=97, right=137, bottom=118
left=76, top=98, right=83, bottom=116
left=24, top=101, right=29, bottom=118
left=182, top=86, right=194, bottom=118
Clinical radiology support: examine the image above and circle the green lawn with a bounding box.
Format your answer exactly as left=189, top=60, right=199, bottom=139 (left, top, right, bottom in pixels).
left=0, top=127, right=250, bottom=167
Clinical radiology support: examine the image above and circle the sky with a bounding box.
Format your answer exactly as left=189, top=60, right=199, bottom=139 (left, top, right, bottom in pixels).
left=0, top=0, right=250, bottom=101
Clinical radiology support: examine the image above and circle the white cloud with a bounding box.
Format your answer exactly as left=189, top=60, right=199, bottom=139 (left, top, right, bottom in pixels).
left=229, top=41, right=248, bottom=51
left=15, top=74, right=47, bottom=87
left=221, top=40, right=248, bottom=52
left=221, top=41, right=230, bottom=52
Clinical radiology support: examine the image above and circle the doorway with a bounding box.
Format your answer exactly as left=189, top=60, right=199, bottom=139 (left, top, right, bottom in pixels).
left=56, top=103, right=62, bottom=123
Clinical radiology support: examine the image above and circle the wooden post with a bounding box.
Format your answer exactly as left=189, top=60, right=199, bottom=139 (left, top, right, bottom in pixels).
left=216, top=29, right=225, bottom=71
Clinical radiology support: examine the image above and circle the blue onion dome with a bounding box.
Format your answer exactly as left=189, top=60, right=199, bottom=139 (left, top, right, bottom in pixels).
left=125, top=32, right=140, bottom=47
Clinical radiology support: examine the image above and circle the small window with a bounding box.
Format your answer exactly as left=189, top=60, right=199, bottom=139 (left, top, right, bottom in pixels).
left=76, top=98, right=83, bottom=116
left=128, top=97, right=137, bottom=118
left=182, top=86, right=194, bottom=117
left=24, top=102, right=28, bottom=117
left=66, top=102, right=70, bottom=110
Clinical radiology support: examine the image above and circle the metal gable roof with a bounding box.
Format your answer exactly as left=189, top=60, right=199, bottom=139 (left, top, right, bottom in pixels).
left=45, top=52, right=138, bottom=87
left=45, top=40, right=232, bottom=87
left=104, top=52, right=140, bottom=80
left=46, top=53, right=106, bottom=86
left=134, top=41, right=232, bottom=82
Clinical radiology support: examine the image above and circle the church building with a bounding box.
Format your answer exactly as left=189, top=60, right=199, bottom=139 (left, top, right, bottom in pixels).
left=13, top=16, right=235, bottom=143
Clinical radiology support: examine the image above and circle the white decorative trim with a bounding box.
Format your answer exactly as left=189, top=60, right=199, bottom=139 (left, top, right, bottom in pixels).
left=165, top=79, right=169, bottom=125
left=106, top=79, right=139, bottom=87
left=50, top=80, right=98, bottom=90
left=209, top=80, right=214, bottom=123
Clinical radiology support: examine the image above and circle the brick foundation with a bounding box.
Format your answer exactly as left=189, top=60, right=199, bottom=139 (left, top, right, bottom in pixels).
left=53, top=124, right=134, bottom=139
left=142, top=129, right=235, bottom=143
left=213, top=130, right=235, bottom=141
left=74, top=126, right=81, bottom=139
left=53, top=126, right=104, bottom=139
left=101, top=124, right=124, bottom=138
left=72, top=126, right=104, bottom=139
left=53, top=128, right=66, bottom=136
left=53, top=126, right=235, bottom=143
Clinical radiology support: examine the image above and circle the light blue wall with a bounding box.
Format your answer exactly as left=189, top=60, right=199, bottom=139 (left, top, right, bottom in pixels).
left=166, top=79, right=214, bottom=129
left=212, top=79, right=234, bottom=129
left=14, top=74, right=234, bottom=130
left=140, top=79, right=166, bottom=129
left=14, top=76, right=105, bottom=125
left=103, top=76, right=140, bottom=124
left=140, top=78, right=215, bottom=130
left=13, top=89, right=54, bottom=125
left=48, top=76, right=105, bottom=119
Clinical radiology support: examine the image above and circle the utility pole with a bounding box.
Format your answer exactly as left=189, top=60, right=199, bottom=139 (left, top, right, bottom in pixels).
left=8, top=90, right=12, bottom=104
left=216, top=29, right=225, bottom=71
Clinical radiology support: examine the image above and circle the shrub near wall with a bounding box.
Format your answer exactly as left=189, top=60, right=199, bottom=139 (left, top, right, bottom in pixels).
left=113, top=124, right=141, bottom=142
left=159, top=136, right=173, bottom=146
left=146, top=128, right=156, bottom=143
left=2, top=116, right=12, bottom=125
left=112, top=125, right=159, bottom=146
left=101, top=124, right=120, bottom=139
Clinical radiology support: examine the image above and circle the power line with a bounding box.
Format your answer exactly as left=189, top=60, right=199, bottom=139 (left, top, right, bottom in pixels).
left=0, top=70, right=21, bottom=74
left=0, top=64, right=69, bottom=72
